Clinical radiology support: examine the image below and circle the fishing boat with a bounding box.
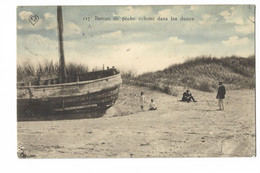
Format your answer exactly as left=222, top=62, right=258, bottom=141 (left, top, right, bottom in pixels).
left=17, top=6, right=122, bottom=121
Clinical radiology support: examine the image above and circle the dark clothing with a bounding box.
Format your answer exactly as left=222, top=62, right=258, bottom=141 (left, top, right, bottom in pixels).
left=182, top=92, right=189, bottom=101
left=182, top=91, right=196, bottom=102
left=149, top=107, right=157, bottom=111
left=217, top=85, right=226, bottom=99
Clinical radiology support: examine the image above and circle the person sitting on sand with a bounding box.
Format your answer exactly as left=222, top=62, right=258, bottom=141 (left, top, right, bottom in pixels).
left=216, top=81, right=226, bottom=111
left=140, top=92, right=145, bottom=111
left=182, top=90, right=197, bottom=102
left=149, top=99, right=157, bottom=111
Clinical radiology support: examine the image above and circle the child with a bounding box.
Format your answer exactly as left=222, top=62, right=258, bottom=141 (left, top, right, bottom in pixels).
left=140, top=92, right=145, bottom=111
left=149, top=99, right=157, bottom=110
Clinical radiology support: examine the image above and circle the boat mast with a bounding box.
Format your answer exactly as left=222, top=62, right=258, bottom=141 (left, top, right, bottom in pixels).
left=57, top=6, right=66, bottom=83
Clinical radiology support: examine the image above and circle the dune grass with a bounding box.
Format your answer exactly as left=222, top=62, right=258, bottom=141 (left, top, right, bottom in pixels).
left=17, top=56, right=255, bottom=94
left=17, top=60, right=89, bottom=83
left=122, top=55, right=255, bottom=95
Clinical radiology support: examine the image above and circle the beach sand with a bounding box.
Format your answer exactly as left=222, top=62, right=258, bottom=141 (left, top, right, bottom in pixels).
left=17, top=84, right=255, bottom=158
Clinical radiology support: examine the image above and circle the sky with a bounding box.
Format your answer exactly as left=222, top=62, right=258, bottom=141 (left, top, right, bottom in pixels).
left=17, top=5, right=255, bottom=74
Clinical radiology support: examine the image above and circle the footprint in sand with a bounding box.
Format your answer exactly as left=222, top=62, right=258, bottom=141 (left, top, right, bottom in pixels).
left=140, top=143, right=150, bottom=146
left=201, top=137, right=206, bottom=142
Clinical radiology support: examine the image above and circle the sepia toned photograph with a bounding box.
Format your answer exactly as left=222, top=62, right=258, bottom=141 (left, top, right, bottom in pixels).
left=17, top=5, right=255, bottom=158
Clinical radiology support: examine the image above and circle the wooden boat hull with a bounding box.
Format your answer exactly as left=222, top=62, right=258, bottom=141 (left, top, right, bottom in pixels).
left=17, top=74, right=122, bottom=121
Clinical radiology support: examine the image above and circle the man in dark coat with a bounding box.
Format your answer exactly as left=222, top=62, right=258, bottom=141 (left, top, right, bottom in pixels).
left=216, top=82, right=226, bottom=110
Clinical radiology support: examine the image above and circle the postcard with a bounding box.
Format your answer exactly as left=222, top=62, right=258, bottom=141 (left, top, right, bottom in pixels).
left=17, top=5, right=255, bottom=158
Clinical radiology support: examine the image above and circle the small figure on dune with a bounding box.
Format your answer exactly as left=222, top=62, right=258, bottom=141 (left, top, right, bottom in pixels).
left=216, top=82, right=226, bottom=111
left=140, top=92, right=145, bottom=111
left=149, top=99, right=157, bottom=111
left=182, top=90, right=197, bottom=102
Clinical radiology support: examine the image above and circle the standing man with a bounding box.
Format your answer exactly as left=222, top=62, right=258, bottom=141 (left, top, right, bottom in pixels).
left=140, top=92, right=145, bottom=111
left=216, top=82, right=226, bottom=111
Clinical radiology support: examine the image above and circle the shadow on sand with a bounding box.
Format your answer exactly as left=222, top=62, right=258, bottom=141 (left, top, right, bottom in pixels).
left=17, top=110, right=106, bottom=122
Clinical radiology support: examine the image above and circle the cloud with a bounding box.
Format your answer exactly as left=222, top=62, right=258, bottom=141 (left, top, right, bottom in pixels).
left=17, top=24, right=23, bottom=29
left=158, top=9, right=172, bottom=16
left=219, top=7, right=244, bottom=25
left=44, top=12, right=55, bottom=19
left=27, top=34, right=50, bottom=41
left=43, top=12, right=56, bottom=30
left=204, top=6, right=254, bottom=36
left=114, top=6, right=152, bottom=17
left=199, top=14, right=217, bottom=25
left=19, top=11, right=33, bottom=20
left=189, top=6, right=199, bottom=11
left=45, top=23, right=56, bottom=30
left=125, top=32, right=150, bottom=39
left=100, top=30, right=122, bottom=39
left=17, top=6, right=255, bottom=74
left=222, top=36, right=250, bottom=46
left=64, top=22, right=81, bottom=36
left=235, top=24, right=254, bottom=34
left=219, top=10, right=230, bottom=18
left=235, top=16, right=254, bottom=34
left=169, top=36, right=184, bottom=44
left=17, top=18, right=43, bottom=30
left=18, top=11, right=57, bottom=31
left=22, top=34, right=57, bottom=51
left=156, top=6, right=187, bottom=18
left=17, top=34, right=58, bottom=64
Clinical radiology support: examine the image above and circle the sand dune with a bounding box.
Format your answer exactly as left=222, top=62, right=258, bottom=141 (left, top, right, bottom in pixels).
left=17, top=84, right=255, bottom=158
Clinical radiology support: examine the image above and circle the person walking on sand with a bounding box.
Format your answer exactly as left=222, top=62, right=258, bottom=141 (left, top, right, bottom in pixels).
left=140, top=92, right=145, bottom=111
left=216, top=82, right=226, bottom=111
left=149, top=99, right=157, bottom=111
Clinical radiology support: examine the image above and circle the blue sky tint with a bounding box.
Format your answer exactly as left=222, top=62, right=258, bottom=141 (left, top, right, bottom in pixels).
left=17, top=5, right=255, bottom=73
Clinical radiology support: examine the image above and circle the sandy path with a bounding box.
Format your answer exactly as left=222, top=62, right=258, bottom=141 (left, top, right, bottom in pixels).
left=17, top=85, right=255, bottom=158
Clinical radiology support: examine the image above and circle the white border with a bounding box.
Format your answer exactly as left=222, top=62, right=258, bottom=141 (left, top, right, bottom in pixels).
left=0, top=0, right=258, bottom=173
